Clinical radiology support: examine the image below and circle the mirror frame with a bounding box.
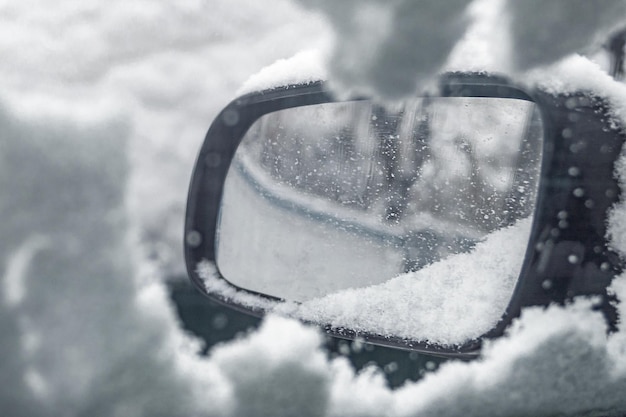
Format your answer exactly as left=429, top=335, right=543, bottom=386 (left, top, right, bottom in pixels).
left=185, top=73, right=623, bottom=358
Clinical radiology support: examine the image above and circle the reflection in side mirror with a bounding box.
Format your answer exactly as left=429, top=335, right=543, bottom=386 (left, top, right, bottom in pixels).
left=214, top=96, right=543, bottom=344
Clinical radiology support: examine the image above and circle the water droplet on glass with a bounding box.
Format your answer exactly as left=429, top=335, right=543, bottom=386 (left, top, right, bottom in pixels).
left=573, top=188, right=585, bottom=197
left=205, top=152, right=221, bottom=168
left=585, top=199, right=595, bottom=209
left=601, top=262, right=611, bottom=272
left=542, top=280, right=553, bottom=290
left=562, top=128, right=573, bottom=139
left=425, top=361, right=437, bottom=371
left=568, top=112, right=580, bottom=122
left=569, top=142, right=586, bottom=153
left=212, top=314, right=228, bottom=330
left=186, top=230, right=202, bottom=248
left=384, top=362, right=399, bottom=374
left=352, top=338, right=364, bottom=353
left=557, top=211, right=568, bottom=220
left=568, top=254, right=580, bottom=264
left=338, top=341, right=351, bottom=356
left=565, top=98, right=578, bottom=109
left=568, top=167, right=581, bottom=177
left=221, top=108, right=240, bottom=126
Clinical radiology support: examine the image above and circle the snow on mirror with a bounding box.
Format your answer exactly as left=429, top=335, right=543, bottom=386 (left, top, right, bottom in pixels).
left=216, top=97, right=543, bottom=318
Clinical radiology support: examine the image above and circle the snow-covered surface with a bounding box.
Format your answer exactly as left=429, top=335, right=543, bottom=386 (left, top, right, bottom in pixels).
left=291, top=219, right=530, bottom=345
left=202, top=217, right=531, bottom=345
left=297, top=0, right=626, bottom=100
left=5, top=1, right=626, bottom=416
left=296, top=0, right=474, bottom=100
left=237, top=49, right=328, bottom=96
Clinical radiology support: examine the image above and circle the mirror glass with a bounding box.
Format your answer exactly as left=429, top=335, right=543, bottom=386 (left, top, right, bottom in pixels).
left=214, top=97, right=542, bottom=338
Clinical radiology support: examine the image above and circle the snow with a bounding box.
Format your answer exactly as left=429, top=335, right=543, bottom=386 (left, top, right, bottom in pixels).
left=210, top=315, right=331, bottom=417
left=292, top=219, right=530, bottom=345
left=391, top=298, right=626, bottom=417
left=0, top=98, right=255, bottom=416
left=237, top=49, right=329, bottom=96
left=198, top=294, right=626, bottom=417
left=296, top=0, right=473, bottom=100
left=2, top=235, right=51, bottom=308
left=297, top=0, right=626, bottom=100
left=445, top=0, right=511, bottom=74
left=505, top=0, right=626, bottom=71
left=201, top=218, right=531, bottom=345
left=0, top=1, right=329, bottom=416
left=4, top=0, right=626, bottom=416
left=198, top=261, right=279, bottom=312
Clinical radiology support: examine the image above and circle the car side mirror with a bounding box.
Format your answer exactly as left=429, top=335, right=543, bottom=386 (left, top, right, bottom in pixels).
left=185, top=75, right=624, bottom=357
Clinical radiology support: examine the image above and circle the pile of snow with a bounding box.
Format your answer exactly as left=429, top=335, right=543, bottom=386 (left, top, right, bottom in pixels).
left=237, top=49, right=328, bottom=96
left=296, top=0, right=626, bottom=100
left=195, top=290, right=626, bottom=417
left=0, top=101, right=225, bottom=416
left=289, top=219, right=530, bottom=345
left=200, top=218, right=531, bottom=345
left=295, top=0, right=473, bottom=100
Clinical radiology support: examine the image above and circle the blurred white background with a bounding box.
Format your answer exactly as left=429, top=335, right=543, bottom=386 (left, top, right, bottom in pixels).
left=0, top=1, right=329, bottom=415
